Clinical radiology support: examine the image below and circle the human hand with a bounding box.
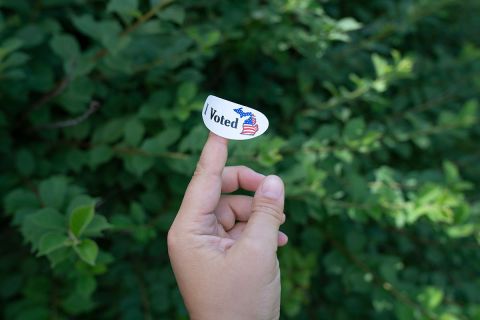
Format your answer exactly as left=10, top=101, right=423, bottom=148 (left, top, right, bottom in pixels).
left=168, top=133, right=287, bottom=320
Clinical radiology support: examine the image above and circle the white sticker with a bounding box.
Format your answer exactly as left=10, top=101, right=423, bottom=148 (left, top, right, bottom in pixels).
left=202, top=95, right=269, bottom=140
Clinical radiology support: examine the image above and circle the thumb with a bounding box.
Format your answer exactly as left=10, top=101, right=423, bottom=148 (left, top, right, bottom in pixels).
left=240, top=175, right=285, bottom=253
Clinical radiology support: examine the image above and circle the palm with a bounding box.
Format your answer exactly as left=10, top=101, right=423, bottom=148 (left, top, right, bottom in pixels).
left=199, top=193, right=286, bottom=252
left=198, top=194, right=253, bottom=252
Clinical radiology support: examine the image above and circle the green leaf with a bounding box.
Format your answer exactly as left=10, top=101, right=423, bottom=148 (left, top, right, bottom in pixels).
left=4, top=189, right=39, bottom=215
left=0, top=38, right=23, bottom=61
left=44, top=247, right=71, bottom=268
left=139, top=91, right=172, bottom=119
left=21, top=208, right=67, bottom=250
left=49, top=33, right=81, bottom=74
left=313, top=124, right=339, bottom=142
left=440, top=313, right=460, bottom=320
left=83, top=215, right=111, bottom=237
left=107, top=0, right=139, bottom=16
left=178, top=124, right=208, bottom=152
left=15, top=148, right=35, bottom=176
left=67, top=195, right=95, bottom=216
left=98, top=20, right=129, bottom=54
left=16, top=23, right=46, bottom=48
left=187, top=28, right=221, bottom=48
left=92, top=118, right=127, bottom=144
left=337, top=18, right=362, bottom=32
left=50, top=33, right=80, bottom=61
left=459, top=99, right=478, bottom=126
left=57, top=77, right=94, bottom=113
left=27, top=208, right=66, bottom=230
left=372, top=54, right=391, bottom=77
left=141, top=127, right=182, bottom=154
left=75, top=274, right=97, bottom=298
left=69, top=204, right=95, bottom=237
left=65, top=149, right=86, bottom=172
left=157, top=5, right=186, bottom=25
left=124, top=118, right=145, bottom=146
left=343, top=117, right=365, bottom=141
left=38, top=232, right=69, bottom=255
left=418, top=286, right=444, bottom=310
left=443, top=161, right=460, bottom=183
left=39, top=176, right=68, bottom=210
left=74, top=239, right=99, bottom=266
left=446, top=224, right=475, bottom=238
left=123, top=155, right=154, bottom=177
left=72, top=14, right=128, bottom=54
left=11, top=307, right=50, bottom=320
left=72, top=14, right=98, bottom=38
left=130, top=202, right=146, bottom=223
left=177, top=82, right=197, bottom=106
left=89, top=145, right=113, bottom=168
left=2, top=52, right=29, bottom=68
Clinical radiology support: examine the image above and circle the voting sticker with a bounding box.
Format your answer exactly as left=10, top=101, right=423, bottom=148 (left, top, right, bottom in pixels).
left=202, top=95, right=269, bottom=140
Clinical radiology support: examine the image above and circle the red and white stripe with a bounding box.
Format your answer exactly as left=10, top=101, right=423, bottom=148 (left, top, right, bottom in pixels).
left=241, top=124, right=259, bottom=135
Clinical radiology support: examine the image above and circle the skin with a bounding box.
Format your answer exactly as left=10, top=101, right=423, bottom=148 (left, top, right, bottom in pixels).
left=168, top=133, right=287, bottom=320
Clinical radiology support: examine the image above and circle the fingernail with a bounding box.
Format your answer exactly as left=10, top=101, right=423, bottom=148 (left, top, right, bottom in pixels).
left=260, top=175, right=283, bottom=199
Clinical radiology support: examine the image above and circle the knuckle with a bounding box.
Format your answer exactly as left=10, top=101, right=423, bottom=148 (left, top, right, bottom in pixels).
left=253, top=200, right=284, bottom=224
left=237, top=165, right=249, bottom=171
left=167, top=228, right=179, bottom=250
left=193, top=161, right=218, bottom=179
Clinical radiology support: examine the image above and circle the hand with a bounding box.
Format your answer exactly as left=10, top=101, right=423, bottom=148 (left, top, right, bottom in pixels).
left=168, top=133, right=287, bottom=320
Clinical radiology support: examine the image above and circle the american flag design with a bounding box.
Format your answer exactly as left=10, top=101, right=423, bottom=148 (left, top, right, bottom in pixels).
left=234, top=107, right=259, bottom=135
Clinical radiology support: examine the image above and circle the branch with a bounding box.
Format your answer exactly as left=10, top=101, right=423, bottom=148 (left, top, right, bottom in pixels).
left=35, top=100, right=101, bottom=130
left=27, top=0, right=175, bottom=115
left=123, top=0, right=176, bottom=36
left=22, top=76, right=72, bottom=120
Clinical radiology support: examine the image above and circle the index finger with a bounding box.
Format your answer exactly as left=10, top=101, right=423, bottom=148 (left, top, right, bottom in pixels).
left=178, top=133, right=228, bottom=216
left=221, top=166, right=265, bottom=193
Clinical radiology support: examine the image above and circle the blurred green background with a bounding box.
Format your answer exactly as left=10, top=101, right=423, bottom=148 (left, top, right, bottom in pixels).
left=1, top=0, right=480, bottom=319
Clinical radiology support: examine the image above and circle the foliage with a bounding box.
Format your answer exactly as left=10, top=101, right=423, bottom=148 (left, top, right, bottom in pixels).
left=1, top=0, right=480, bottom=319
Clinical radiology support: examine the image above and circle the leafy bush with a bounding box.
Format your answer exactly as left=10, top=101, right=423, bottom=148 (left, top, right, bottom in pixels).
left=1, top=0, right=480, bottom=319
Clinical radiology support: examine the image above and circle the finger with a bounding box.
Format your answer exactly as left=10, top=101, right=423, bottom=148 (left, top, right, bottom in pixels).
left=227, top=222, right=247, bottom=240
left=221, top=166, right=265, bottom=193
left=178, top=133, right=228, bottom=216
left=278, top=231, right=288, bottom=247
left=215, top=195, right=253, bottom=230
left=237, top=175, right=285, bottom=253
left=216, top=195, right=288, bottom=232
left=228, top=222, right=288, bottom=247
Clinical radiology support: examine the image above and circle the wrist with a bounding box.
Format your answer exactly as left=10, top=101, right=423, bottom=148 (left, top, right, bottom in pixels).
left=190, top=310, right=279, bottom=320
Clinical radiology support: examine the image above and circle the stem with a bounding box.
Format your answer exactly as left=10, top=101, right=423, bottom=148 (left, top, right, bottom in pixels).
left=35, top=101, right=101, bottom=130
